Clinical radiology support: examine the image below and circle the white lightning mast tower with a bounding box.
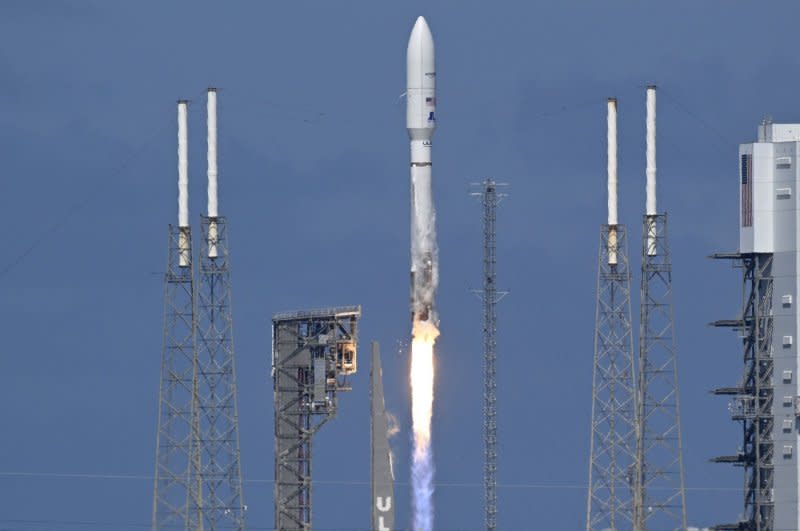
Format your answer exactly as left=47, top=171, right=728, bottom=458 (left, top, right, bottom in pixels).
left=195, top=88, right=247, bottom=530
left=152, top=100, right=202, bottom=530
left=633, top=85, right=688, bottom=530
left=586, top=98, right=638, bottom=531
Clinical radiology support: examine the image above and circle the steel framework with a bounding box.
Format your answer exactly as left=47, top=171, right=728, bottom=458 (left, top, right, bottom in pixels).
left=634, top=213, right=687, bottom=530
left=271, top=306, right=360, bottom=531
left=153, top=225, right=202, bottom=531
left=472, top=179, right=507, bottom=531
left=712, top=253, right=775, bottom=531
left=195, top=215, right=246, bottom=530
left=587, top=224, right=638, bottom=531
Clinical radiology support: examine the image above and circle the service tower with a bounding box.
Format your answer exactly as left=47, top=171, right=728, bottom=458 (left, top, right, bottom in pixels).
left=272, top=306, right=360, bottom=531
left=713, top=121, right=800, bottom=530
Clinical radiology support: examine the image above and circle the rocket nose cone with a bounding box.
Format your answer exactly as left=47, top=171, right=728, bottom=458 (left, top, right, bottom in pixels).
left=413, top=16, right=429, bottom=34
left=407, top=16, right=434, bottom=56
left=407, top=15, right=435, bottom=92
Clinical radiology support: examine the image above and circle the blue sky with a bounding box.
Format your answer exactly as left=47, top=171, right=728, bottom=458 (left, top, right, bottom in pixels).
left=2, top=2, right=800, bottom=529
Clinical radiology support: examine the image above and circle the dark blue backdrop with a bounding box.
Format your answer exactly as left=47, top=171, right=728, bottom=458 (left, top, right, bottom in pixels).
left=1, top=2, right=795, bottom=529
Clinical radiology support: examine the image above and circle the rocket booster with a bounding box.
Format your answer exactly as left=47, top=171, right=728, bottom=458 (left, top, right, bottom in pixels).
left=407, top=16, right=437, bottom=325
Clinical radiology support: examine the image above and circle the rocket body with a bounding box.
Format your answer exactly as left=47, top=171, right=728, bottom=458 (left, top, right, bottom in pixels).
left=407, top=16, right=437, bottom=325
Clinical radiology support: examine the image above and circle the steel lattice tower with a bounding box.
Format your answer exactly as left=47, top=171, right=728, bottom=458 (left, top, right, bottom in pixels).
left=712, top=253, right=775, bottom=531
left=271, top=306, right=360, bottom=531
left=472, top=179, right=507, bottom=531
left=634, top=213, right=687, bottom=530
left=153, top=224, right=202, bottom=531
left=153, top=100, right=201, bottom=531
left=587, top=224, right=638, bottom=531
left=194, top=215, right=246, bottom=530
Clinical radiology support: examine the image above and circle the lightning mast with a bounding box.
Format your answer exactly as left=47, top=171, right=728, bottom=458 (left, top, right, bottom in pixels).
left=633, top=85, right=687, bottom=530
left=194, top=88, right=246, bottom=530
left=152, top=100, right=202, bottom=531
left=586, top=98, right=638, bottom=531
left=472, top=179, right=507, bottom=531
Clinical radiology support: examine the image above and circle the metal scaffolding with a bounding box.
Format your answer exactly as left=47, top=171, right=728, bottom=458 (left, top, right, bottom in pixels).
left=712, top=253, right=775, bottom=531
left=634, top=213, right=687, bottom=530
left=472, top=179, right=507, bottom=531
left=587, top=224, right=638, bottom=531
left=272, top=306, right=360, bottom=531
left=195, top=215, right=246, bottom=530
left=152, top=225, right=202, bottom=531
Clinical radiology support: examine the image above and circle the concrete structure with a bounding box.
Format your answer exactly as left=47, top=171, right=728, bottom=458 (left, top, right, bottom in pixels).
left=713, top=121, right=800, bottom=530
left=272, top=306, right=360, bottom=531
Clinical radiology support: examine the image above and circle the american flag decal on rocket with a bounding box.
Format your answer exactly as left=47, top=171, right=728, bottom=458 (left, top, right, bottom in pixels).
left=741, top=153, right=753, bottom=227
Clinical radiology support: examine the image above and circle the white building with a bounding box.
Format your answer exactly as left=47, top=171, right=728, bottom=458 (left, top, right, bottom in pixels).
left=739, top=121, right=800, bottom=529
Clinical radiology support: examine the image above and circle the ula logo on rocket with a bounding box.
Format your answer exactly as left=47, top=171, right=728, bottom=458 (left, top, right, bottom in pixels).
left=376, top=496, right=392, bottom=531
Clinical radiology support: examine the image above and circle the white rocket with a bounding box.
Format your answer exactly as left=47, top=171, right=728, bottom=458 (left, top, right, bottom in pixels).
left=407, top=16, right=437, bottom=324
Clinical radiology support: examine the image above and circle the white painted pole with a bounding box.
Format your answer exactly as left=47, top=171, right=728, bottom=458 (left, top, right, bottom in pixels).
left=646, top=86, right=657, bottom=216
left=177, top=100, right=190, bottom=267
left=178, top=101, right=189, bottom=228
left=646, top=85, right=658, bottom=256
left=607, top=97, right=618, bottom=265
left=207, top=88, right=218, bottom=218
left=207, top=88, right=219, bottom=258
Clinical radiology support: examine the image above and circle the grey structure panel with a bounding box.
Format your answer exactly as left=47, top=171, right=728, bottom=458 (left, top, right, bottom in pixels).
left=272, top=306, right=360, bottom=531
left=371, top=342, right=395, bottom=531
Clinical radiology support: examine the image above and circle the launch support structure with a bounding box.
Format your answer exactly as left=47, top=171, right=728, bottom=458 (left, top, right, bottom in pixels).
left=193, top=87, right=247, bottom=531
left=633, top=85, right=688, bottom=531
left=586, top=98, right=638, bottom=531
left=271, top=306, right=360, bottom=531
left=152, top=100, right=202, bottom=531
left=471, top=179, right=507, bottom=531
left=710, top=120, right=800, bottom=531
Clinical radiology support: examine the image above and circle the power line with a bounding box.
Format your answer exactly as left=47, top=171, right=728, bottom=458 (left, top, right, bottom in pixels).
left=0, top=470, right=740, bottom=491
left=0, top=89, right=212, bottom=283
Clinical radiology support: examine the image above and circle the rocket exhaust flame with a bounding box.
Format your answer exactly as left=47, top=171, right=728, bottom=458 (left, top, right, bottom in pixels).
left=407, top=16, right=437, bottom=531
left=411, top=320, right=438, bottom=531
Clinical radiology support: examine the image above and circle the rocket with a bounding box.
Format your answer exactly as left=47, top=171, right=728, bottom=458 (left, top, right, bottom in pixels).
left=407, top=16, right=438, bottom=325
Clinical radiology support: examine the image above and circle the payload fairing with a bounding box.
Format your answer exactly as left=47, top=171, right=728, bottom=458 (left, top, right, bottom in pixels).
left=407, top=16, right=438, bottom=325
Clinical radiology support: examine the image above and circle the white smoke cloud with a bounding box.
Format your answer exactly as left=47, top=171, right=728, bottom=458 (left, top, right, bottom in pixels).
left=386, top=411, right=400, bottom=439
